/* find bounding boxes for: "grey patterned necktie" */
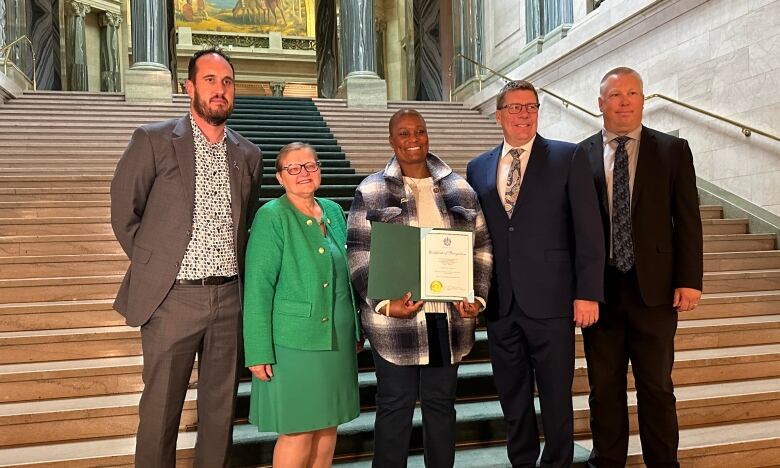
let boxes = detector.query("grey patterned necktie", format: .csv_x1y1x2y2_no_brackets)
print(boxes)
504,148,524,217
612,136,634,272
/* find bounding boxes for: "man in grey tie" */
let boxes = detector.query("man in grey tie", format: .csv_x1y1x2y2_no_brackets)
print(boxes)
576,67,703,467
467,80,604,467
111,48,263,466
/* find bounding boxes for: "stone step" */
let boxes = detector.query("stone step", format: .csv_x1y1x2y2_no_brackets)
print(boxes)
579,418,780,467
0,325,138,365
0,175,112,188
0,189,111,202
701,218,748,235
704,250,780,271
231,374,780,466
702,233,776,252
703,269,780,293
0,431,196,467
1,141,129,149
0,299,123,332
339,143,495,152
0,115,180,124
0,126,137,135
317,109,487,118
2,378,777,466
325,124,502,134
19,91,127,100
0,233,119,256
699,205,723,219
0,109,185,118
0,102,187,111
0,355,147,403
0,205,110,218
314,99,468,108
0,390,197,447
693,290,780,319
0,217,112,236
0,354,198,403
0,254,127,279
0,274,121,303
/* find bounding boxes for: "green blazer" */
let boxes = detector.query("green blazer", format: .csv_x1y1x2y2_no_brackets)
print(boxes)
243,195,359,366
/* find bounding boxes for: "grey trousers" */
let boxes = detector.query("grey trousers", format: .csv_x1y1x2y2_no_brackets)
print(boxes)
135,280,241,468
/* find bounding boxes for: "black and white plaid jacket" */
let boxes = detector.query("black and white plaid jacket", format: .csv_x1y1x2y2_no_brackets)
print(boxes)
347,153,493,366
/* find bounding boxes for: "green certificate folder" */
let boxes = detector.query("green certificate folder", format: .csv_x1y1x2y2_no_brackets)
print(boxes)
367,221,474,302
367,222,422,300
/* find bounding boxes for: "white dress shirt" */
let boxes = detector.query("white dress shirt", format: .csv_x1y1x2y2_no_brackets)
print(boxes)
497,136,536,201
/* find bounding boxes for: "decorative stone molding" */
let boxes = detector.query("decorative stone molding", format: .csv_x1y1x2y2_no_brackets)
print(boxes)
99,11,122,27
66,0,91,17
270,81,286,96
281,38,315,51
192,33,269,49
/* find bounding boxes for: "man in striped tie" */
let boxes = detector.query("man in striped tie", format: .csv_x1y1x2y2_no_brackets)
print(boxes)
576,67,703,468
467,80,605,467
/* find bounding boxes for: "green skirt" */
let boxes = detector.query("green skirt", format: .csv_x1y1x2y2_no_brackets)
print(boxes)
248,234,359,434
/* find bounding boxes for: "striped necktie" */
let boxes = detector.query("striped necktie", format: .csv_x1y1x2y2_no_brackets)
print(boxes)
504,148,524,217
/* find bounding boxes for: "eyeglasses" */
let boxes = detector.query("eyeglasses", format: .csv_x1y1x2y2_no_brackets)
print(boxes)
498,103,540,114
280,161,321,175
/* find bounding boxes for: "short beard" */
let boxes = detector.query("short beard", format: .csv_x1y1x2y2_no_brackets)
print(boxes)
193,88,233,126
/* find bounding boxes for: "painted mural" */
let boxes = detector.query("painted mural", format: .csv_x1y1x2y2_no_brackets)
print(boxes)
176,0,308,35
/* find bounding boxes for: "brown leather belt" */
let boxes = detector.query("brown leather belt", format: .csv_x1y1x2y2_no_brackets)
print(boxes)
174,275,238,286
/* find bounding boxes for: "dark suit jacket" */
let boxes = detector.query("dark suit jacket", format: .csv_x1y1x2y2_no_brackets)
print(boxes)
110,115,263,327
576,126,703,307
467,134,604,320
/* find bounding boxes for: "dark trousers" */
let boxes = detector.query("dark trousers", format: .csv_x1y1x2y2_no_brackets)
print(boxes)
135,281,241,468
371,313,459,468
487,300,575,468
582,267,679,468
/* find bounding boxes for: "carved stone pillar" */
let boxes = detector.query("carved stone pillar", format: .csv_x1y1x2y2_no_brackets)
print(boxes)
315,0,337,98
336,0,386,107
4,0,28,68
66,0,90,91
270,81,285,97
99,11,121,92
375,18,386,80
125,0,171,101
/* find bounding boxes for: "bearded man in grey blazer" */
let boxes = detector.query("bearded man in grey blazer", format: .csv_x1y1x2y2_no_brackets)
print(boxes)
111,48,263,467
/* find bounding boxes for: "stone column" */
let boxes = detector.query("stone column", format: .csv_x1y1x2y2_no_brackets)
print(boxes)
336,0,387,107
99,12,121,92
315,0,337,98
66,0,90,91
4,0,28,66
125,0,172,101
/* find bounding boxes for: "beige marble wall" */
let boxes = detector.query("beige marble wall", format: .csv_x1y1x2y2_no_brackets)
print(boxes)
466,0,780,216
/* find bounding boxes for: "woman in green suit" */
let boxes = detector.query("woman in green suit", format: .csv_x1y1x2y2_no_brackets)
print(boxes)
243,142,360,467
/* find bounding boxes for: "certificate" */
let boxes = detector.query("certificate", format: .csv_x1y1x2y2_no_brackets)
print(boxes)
367,222,474,302
419,229,473,301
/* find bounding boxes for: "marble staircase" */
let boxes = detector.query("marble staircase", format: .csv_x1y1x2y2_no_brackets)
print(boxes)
0,92,779,467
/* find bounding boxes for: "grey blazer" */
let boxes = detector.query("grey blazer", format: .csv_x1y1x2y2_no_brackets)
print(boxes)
110,115,263,327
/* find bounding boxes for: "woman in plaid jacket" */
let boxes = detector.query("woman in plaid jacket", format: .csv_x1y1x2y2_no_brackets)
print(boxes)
347,109,493,467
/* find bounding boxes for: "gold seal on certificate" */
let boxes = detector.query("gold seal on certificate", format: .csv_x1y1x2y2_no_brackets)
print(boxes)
420,229,474,301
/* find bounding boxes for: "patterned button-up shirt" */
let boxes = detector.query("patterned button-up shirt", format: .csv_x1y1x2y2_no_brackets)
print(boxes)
177,114,238,279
